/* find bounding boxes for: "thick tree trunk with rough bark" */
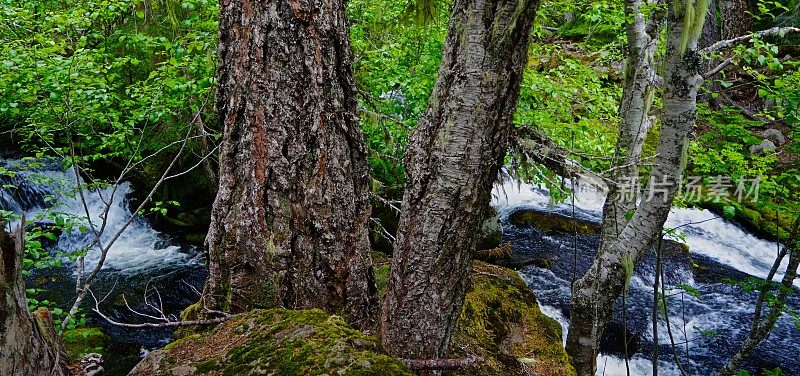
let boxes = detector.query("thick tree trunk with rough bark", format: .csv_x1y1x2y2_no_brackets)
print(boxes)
203,0,378,330
566,3,706,374
1,222,66,375
380,0,539,361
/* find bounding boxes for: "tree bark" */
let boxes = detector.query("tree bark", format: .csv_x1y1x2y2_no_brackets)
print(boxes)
566,3,706,374
599,0,663,243
380,0,540,361
719,0,753,39
1,222,66,376
203,0,378,330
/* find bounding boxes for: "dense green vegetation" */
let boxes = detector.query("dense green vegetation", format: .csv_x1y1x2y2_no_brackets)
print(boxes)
0,0,798,373
2,0,797,222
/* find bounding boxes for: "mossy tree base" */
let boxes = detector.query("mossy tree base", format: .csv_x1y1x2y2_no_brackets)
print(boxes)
129,309,412,376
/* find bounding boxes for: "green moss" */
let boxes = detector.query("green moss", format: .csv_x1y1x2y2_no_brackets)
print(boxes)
508,210,600,235
131,309,413,376
375,264,390,299
62,327,110,359
448,262,575,376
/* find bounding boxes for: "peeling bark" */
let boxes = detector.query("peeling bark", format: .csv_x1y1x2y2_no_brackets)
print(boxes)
0,222,66,375
566,3,705,374
204,0,378,329
380,0,540,361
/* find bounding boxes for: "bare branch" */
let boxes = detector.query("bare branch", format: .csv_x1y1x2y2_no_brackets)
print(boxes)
701,27,800,55
703,57,733,79
399,355,484,370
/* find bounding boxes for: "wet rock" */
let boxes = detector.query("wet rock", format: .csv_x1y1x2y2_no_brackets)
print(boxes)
449,262,575,376
508,209,600,235
477,206,504,250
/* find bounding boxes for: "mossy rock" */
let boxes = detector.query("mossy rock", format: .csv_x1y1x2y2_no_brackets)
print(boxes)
129,308,413,376
62,327,110,359
702,200,798,242
508,210,600,235
447,261,575,376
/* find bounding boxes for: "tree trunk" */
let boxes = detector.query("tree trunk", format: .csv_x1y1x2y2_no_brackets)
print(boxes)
566,3,706,374
598,0,662,246
719,0,753,39
203,0,378,330
380,0,539,360
1,222,66,375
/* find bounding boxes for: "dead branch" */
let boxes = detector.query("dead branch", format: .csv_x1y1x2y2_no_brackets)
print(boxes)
399,355,484,370
703,57,733,79
701,27,800,55
88,286,232,329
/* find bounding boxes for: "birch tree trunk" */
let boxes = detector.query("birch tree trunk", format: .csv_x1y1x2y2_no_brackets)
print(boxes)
598,0,662,248
203,0,378,330
380,0,540,361
566,2,706,374
0,222,66,376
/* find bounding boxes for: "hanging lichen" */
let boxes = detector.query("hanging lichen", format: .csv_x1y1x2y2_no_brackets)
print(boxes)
676,0,711,55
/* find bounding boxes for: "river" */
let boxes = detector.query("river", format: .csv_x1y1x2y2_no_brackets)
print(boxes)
492,178,799,375
2,158,797,375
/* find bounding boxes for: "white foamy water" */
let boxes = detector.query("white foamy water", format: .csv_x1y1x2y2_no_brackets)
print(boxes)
499,178,796,375
493,179,789,285
1,159,200,274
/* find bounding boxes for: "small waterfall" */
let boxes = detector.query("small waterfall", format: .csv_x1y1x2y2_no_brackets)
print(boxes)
493,179,799,376
1,158,207,371
0,158,202,273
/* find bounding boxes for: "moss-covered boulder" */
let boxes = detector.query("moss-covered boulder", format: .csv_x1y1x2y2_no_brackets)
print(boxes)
129,309,412,376
447,261,575,376
508,210,600,235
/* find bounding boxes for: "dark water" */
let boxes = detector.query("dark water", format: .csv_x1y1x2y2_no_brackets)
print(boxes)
1,158,206,375
5,159,799,376
494,181,800,375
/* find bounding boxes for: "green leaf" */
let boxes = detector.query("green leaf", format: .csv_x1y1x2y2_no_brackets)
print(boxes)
723,205,736,219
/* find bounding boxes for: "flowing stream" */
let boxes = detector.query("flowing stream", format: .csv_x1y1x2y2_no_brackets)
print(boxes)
492,179,800,376
0,159,206,375
2,158,798,375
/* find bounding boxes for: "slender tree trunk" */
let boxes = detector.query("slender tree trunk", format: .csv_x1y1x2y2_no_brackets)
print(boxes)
598,0,662,246
380,0,540,360
566,3,706,374
1,222,66,375
203,0,378,330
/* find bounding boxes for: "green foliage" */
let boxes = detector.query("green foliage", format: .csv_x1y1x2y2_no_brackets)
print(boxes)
516,45,621,166
0,0,218,166
348,0,447,194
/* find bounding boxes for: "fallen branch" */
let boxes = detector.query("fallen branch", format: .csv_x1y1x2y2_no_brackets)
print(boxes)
703,57,733,79
512,127,609,185
399,355,484,370
719,93,772,123
701,27,800,55
87,284,232,329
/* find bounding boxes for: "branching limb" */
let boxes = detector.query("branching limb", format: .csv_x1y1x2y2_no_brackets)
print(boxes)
701,27,800,55
718,215,800,376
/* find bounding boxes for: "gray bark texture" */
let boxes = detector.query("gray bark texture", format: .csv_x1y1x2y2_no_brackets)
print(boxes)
380,0,540,361
0,222,66,376
565,3,705,374
600,0,662,242
203,0,378,330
